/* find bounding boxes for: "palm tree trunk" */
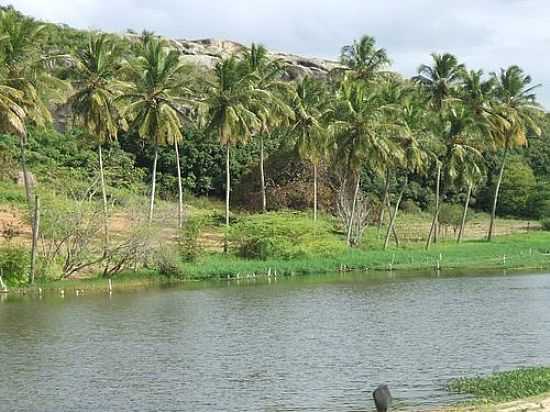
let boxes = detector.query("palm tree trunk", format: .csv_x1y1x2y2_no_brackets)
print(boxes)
426,162,441,249
384,196,400,247
224,143,231,253
434,162,441,244
19,138,33,212
457,182,473,244
148,145,158,225
175,140,184,231
98,144,109,251
384,180,406,250
346,174,361,247
377,170,390,236
313,162,318,222
30,195,40,284
488,146,509,241
259,134,267,213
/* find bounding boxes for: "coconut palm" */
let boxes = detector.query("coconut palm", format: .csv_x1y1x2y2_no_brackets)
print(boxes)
68,32,123,248
382,95,428,250
414,53,465,111
0,8,67,209
333,77,400,246
291,77,331,221
414,53,465,246
239,43,294,212
119,35,188,225
456,151,485,243
340,35,390,80
202,57,261,248
486,66,542,241
461,69,496,116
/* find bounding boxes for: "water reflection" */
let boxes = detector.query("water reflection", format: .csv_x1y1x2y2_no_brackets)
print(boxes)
1,271,550,411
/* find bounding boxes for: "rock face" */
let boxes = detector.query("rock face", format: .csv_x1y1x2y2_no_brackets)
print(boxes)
168,37,344,79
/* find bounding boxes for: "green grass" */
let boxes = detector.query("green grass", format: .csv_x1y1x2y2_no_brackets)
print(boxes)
448,367,550,402
178,231,550,280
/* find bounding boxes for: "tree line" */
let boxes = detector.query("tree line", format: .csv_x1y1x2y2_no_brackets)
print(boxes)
0,6,545,254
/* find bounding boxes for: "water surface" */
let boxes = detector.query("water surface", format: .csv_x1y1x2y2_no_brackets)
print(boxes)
2,271,550,411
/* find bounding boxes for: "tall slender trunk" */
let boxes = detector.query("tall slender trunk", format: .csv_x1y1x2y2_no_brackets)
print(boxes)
98,145,109,252
377,170,390,236
30,195,40,284
384,179,406,250
346,175,361,247
457,182,473,244
259,134,267,213
384,196,400,247
175,140,184,231
224,143,231,253
148,145,158,225
488,146,509,241
313,162,318,222
19,138,33,213
434,162,441,244
426,163,441,250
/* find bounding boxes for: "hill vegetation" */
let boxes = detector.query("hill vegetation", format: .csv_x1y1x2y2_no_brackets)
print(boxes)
1,5,549,287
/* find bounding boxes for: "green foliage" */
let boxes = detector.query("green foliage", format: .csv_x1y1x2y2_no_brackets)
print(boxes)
229,212,346,260
153,247,182,277
400,199,421,214
0,181,26,204
449,367,550,402
0,245,28,286
496,157,536,217
178,216,206,262
439,203,465,229
540,218,550,231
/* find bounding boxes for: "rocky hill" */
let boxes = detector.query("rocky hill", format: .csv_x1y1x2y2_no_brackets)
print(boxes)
161,37,344,79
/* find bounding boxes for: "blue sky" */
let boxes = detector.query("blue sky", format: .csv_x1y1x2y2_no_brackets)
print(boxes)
7,0,550,108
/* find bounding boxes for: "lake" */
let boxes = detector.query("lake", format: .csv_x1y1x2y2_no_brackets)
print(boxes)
2,271,550,411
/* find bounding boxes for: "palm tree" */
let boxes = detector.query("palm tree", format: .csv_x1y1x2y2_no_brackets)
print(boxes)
333,77,400,246
414,53,465,246
68,32,123,248
340,35,390,80
120,35,188,225
486,66,542,241
382,95,428,250
0,84,26,139
239,44,294,212
291,77,331,221
0,8,67,209
202,57,261,249
414,53,465,111
456,152,485,243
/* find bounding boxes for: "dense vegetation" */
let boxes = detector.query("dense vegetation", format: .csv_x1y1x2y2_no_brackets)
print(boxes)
449,367,550,403
0,5,549,286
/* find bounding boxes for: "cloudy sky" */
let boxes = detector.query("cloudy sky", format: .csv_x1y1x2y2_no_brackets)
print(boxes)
7,0,550,107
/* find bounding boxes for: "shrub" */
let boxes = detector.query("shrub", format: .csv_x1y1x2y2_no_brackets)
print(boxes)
439,203,465,232
153,248,182,277
400,199,421,214
178,216,205,262
541,218,550,231
495,157,536,217
0,182,27,205
0,246,29,286
229,212,346,260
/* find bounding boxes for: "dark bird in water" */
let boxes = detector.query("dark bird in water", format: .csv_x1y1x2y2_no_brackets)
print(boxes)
373,384,392,412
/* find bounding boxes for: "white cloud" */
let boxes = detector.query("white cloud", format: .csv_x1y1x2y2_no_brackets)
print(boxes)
5,0,550,107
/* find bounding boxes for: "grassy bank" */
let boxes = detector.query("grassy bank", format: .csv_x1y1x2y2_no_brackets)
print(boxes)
178,231,550,280
6,230,548,295
449,367,550,403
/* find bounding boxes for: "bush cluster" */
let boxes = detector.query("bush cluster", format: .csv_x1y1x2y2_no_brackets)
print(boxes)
229,212,346,260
